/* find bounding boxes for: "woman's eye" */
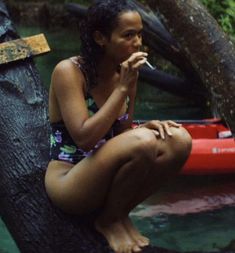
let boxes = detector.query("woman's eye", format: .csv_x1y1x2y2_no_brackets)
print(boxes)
125,33,134,38
124,31,142,39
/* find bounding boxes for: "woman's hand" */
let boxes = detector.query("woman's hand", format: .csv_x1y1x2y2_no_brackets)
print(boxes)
118,52,147,91
139,120,182,139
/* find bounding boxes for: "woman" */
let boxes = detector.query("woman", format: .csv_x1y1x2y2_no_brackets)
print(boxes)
45,1,192,252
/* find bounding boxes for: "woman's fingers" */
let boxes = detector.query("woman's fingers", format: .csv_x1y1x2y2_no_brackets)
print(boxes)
156,123,165,139
143,121,165,139
151,129,160,137
122,52,147,70
162,121,172,137
127,52,148,62
132,58,147,70
119,52,148,89
167,120,182,128
143,120,182,139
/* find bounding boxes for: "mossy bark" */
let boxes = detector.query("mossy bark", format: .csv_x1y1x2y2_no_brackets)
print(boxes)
146,0,235,135
0,2,108,252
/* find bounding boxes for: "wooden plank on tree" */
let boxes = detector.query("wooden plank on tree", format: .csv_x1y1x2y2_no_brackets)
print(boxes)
0,33,50,65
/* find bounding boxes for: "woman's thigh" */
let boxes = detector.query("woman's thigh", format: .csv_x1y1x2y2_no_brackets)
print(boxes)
45,128,158,214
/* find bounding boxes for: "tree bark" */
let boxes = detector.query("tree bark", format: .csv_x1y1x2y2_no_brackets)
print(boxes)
0,2,110,252
146,0,235,135
129,0,202,84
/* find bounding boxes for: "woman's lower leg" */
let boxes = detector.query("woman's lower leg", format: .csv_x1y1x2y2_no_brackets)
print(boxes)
95,128,192,253
97,128,192,251
95,150,157,253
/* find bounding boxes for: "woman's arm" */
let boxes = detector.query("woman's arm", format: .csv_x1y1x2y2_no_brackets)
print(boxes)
52,52,147,150
51,59,129,151
113,87,137,135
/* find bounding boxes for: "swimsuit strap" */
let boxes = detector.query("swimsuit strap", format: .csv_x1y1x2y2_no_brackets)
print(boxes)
70,56,129,119
85,92,99,116
70,56,90,93
70,56,99,116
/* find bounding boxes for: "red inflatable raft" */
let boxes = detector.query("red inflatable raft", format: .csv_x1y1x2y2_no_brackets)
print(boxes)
181,119,235,175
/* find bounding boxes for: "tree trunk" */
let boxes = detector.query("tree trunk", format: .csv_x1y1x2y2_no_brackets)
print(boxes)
129,0,202,84
0,2,111,253
146,0,235,135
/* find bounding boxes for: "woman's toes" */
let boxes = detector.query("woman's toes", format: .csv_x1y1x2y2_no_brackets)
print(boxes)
137,237,149,247
132,244,142,252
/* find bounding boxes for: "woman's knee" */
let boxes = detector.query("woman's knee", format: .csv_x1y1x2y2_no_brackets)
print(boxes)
168,126,192,160
173,126,192,148
129,128,158,161
150,127,191,175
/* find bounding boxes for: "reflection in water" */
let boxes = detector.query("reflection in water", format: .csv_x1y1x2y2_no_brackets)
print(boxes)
132,207,235,252
131,176,235,252
135,178,235,216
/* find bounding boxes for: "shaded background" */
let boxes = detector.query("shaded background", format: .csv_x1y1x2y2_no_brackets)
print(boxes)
1,0,235,252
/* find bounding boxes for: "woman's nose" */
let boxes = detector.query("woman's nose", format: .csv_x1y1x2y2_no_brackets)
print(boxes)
133,35,142,48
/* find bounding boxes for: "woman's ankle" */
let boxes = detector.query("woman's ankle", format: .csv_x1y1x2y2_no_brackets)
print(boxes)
95,210,125,227
95,214,118,229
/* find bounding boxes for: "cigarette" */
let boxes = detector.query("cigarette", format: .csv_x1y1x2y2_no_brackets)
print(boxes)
145,60,156,70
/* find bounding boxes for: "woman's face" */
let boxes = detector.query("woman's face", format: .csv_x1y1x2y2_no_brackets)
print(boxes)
103,11,143,64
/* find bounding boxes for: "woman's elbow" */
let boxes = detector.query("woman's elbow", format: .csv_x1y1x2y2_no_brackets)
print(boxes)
73,134,96,152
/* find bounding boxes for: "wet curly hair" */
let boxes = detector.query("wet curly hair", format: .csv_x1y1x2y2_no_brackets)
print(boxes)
79,0,136,90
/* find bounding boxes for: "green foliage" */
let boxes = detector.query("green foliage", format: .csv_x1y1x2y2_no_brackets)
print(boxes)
139,0,234,40
199,0,235,39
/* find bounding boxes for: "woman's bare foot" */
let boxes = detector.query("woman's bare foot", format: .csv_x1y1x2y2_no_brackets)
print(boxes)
95,218,142,253
122,216,150,248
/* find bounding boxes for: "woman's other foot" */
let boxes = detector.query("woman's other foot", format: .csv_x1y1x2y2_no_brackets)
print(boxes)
95,218,142,253
122,216,150,248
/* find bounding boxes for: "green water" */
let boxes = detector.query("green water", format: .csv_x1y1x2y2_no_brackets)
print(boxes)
0,219,19,253
1,25,227,253
131,206,235,252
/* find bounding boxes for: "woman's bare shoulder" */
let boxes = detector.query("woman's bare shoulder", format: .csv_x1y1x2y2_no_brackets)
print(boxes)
51,57,86,90
53,57,80,74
